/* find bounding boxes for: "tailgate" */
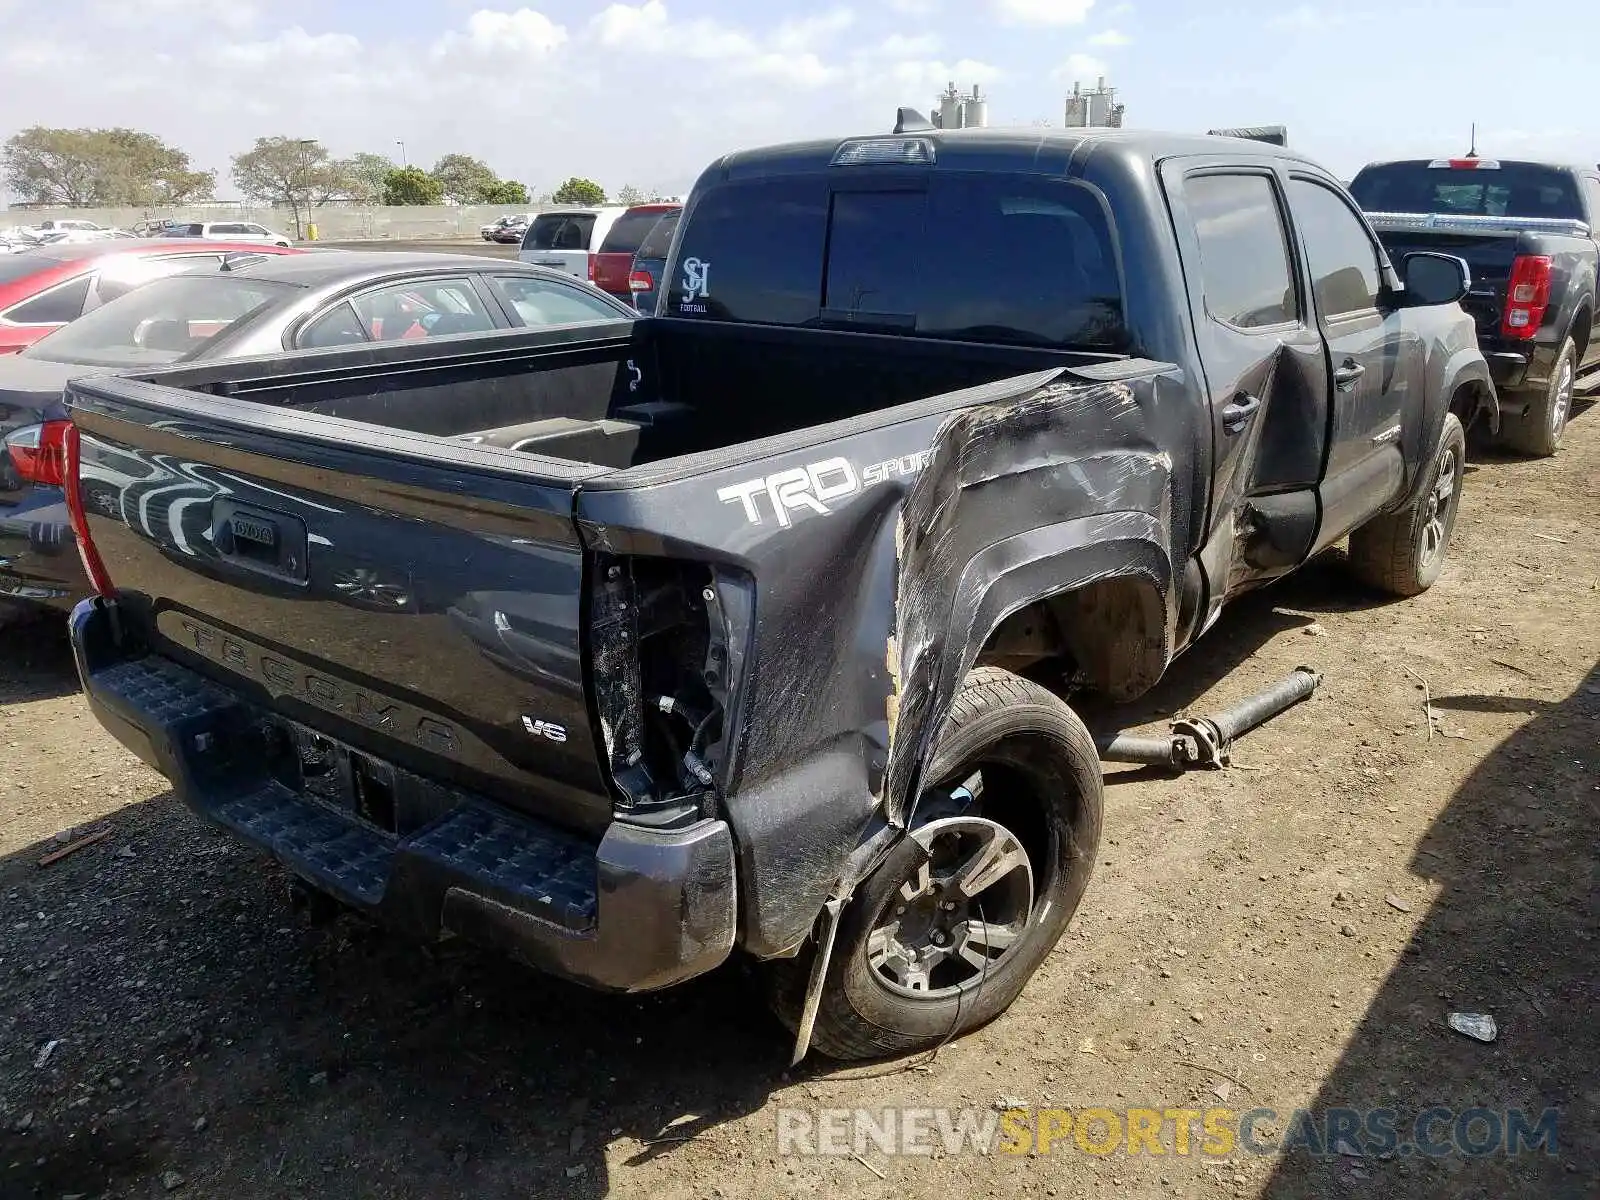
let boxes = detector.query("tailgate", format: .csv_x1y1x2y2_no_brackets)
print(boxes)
1366,213,1562,338
66,374,617,835
521,249,589,280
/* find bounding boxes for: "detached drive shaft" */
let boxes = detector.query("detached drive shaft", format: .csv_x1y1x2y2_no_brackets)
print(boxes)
1095,666,1323,770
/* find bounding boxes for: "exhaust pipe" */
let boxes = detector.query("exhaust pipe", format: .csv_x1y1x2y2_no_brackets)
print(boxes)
1096,666,1323,771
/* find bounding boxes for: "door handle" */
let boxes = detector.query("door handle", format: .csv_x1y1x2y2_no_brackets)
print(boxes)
1334,358,1366,391
1221,392,1261,434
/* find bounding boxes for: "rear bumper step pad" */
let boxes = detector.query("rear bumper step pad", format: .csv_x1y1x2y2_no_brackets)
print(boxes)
71,598,737,992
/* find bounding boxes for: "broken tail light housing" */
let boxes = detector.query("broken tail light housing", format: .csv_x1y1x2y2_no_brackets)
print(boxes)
1501,255,1552,340
3,419,69,487
62,423,114,596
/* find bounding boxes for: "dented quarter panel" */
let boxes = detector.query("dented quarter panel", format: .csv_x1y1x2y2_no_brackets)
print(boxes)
577,368,1190,954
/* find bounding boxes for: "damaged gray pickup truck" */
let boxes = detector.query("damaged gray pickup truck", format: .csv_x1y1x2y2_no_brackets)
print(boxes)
63,125,1493,1061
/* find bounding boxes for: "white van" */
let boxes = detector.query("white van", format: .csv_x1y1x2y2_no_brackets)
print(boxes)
517,207,627,282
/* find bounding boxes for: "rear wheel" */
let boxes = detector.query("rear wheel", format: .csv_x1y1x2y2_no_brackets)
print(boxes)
1347,413,1466,597
1499,337,1576,457
770,667,1103,1061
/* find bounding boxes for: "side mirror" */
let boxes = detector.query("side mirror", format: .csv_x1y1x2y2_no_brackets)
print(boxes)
1399,252,1471,307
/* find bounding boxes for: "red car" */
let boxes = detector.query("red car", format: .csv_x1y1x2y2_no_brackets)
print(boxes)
0,240,301,354
589,203,682,299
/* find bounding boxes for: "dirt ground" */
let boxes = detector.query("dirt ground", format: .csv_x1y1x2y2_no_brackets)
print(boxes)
1,405,1595,1200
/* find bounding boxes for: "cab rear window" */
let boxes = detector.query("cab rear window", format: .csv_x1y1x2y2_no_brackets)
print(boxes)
1349,162,1583,220
666,173,1126,350
525,214,596,251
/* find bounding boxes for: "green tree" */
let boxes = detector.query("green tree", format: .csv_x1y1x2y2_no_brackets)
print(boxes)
2,126,215,206
231,137,344,237
551,176,606,205
430,153,499,204
480,178,530,205
382,166,444,206
615,184,646,206
343,152,395,204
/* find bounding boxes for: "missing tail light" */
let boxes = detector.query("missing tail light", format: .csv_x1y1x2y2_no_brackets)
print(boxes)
62,423,115,596
589,555,744,818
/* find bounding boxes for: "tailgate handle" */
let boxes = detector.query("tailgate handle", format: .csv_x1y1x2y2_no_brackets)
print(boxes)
213,500,308,584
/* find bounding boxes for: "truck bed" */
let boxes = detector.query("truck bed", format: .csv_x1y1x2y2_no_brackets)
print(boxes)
129,316,1089,472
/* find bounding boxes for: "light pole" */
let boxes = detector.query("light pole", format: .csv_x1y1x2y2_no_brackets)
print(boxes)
395,140,407,168
293,138,318,239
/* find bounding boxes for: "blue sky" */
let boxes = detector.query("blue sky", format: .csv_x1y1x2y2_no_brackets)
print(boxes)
2,0,1594,199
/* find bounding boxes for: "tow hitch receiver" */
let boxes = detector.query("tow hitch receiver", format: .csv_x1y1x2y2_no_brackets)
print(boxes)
1095,666,1323,771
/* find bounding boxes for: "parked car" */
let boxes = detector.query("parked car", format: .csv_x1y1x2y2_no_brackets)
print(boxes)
1350,157,1600,455
35,229,138,245
133,219,186,238
60,125,1491,1062
480,214,532,243
626,209,680,312
0,253,635,615
0,239,299,355
34,219,105,234
1,226,43,253
517,206,627,281
170,221,295,248
590,203,682,300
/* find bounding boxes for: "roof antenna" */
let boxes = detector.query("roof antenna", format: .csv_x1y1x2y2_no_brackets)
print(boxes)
1466,122,1478,159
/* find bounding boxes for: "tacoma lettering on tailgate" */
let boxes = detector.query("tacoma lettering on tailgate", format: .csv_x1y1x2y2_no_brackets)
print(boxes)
160,612,458,752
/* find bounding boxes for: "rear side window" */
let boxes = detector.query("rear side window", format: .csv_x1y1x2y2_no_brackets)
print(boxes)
184,224,205,236
525,214,597,251
1185,174,1298,329
1288,179,1382,318
1349,162,1583,220
669,174,1126,349
601,209,677,255
636,210,680,259
3,275,92,324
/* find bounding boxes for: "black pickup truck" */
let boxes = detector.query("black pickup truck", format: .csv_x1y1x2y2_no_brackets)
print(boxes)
1350,156,1600,455
63,127,1492,1061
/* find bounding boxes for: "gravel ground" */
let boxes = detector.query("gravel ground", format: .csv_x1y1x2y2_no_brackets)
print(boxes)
0,402,1595,1200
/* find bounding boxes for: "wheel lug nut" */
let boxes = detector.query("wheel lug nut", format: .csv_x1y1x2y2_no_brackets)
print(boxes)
894,905,906,916
930,932,947,946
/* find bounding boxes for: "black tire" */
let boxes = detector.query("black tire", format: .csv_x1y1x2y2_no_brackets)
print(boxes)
769,667,1103,1061
1498,337,1576,457
1347,412,1466,597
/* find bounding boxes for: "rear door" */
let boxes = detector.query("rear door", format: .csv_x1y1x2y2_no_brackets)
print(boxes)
1161,162,1330,609
1285,175,1412,547
519,212,598,279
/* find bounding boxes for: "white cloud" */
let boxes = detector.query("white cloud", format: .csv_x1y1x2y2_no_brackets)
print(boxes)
1087,29,1131,46
1054,52,1108,82
217,28,362,67
876,33,944,57
92,0,259,31
1267,6,1339,32
992,0,1095,25
434,8,568,57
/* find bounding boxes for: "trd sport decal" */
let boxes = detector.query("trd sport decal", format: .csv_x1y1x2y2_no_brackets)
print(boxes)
716,450,935,527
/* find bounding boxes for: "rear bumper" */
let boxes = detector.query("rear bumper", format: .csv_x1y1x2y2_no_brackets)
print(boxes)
70,597,737,993
0,491,81,612
1484,339,1559,396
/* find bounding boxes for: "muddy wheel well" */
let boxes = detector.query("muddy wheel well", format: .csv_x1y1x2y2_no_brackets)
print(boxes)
1571,305,1592,362
976,576,1167,703
1450,379,1495,435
